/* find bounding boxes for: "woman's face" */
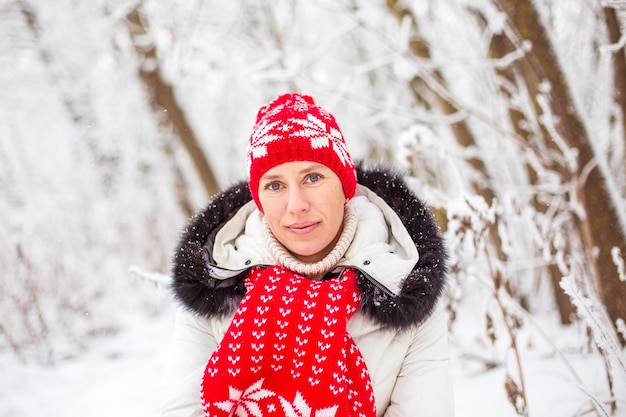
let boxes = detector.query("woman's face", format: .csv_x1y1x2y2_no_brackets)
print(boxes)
258,161,346,263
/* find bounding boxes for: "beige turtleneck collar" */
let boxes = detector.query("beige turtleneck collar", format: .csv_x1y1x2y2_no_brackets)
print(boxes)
263,207,357,280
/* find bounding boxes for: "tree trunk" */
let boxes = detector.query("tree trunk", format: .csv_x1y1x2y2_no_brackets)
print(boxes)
495,0,626,345
386,0,496,206
603,6,626,149
479,11,576,324
126,8,219,208
385,1,527,311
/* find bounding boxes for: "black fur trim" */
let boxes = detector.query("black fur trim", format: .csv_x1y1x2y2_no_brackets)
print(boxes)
354,163,448,329
171,182,251,318
171,164,447,330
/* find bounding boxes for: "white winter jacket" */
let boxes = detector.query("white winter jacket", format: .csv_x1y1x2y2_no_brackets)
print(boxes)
159,165,454,417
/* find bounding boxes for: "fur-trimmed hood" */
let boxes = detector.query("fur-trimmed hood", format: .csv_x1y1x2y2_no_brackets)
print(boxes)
171,164,448,331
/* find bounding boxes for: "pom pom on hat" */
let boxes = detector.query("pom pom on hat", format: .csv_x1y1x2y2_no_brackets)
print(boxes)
247,93,357,211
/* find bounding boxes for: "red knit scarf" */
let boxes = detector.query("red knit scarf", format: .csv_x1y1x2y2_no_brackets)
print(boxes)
201,265,376,417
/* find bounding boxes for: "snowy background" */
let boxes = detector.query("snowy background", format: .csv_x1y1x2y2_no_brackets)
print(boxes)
1,0,625,416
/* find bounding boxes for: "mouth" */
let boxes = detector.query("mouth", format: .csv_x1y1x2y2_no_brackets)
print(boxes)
287,221,319,235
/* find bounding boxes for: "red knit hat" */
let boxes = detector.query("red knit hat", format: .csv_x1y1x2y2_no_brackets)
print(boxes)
247,93,357,211
201,266,376,417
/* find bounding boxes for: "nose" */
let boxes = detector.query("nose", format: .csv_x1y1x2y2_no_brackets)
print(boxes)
286,186,309,213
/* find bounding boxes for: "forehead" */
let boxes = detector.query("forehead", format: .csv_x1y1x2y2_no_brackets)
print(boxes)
261,161,331,179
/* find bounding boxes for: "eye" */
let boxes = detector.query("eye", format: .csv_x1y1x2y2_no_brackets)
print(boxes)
306,173,322,183
264,181,282,191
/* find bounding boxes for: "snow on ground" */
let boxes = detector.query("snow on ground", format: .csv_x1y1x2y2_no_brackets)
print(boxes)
1,300,625,417
0,309,174,417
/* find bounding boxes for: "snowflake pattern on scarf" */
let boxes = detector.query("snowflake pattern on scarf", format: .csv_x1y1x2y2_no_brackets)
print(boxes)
201,266,376,417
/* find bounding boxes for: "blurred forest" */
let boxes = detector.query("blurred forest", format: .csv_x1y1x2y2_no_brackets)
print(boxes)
1,0,625,416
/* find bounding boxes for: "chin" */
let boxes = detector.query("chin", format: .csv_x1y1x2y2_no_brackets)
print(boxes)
290,246,325,263
292,248,319,258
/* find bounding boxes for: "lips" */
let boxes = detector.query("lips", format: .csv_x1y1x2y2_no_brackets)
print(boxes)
287,221,319,234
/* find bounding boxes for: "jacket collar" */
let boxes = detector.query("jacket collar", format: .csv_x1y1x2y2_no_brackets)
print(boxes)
171,163,448,330
211,184,418,296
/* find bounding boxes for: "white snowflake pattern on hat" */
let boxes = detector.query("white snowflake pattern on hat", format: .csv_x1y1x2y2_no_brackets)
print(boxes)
248,112,351,169
248,117,284,160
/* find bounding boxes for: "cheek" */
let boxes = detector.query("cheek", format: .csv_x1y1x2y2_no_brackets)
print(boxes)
261,203,284,232
321,192,347,228
331,206,345,231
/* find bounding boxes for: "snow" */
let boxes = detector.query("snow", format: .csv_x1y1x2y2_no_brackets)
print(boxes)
0,307,173,417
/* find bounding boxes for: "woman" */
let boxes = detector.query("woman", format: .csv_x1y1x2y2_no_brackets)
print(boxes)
159,93,454,417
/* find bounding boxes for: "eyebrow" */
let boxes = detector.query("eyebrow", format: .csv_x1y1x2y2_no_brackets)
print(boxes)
260,163,327,180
